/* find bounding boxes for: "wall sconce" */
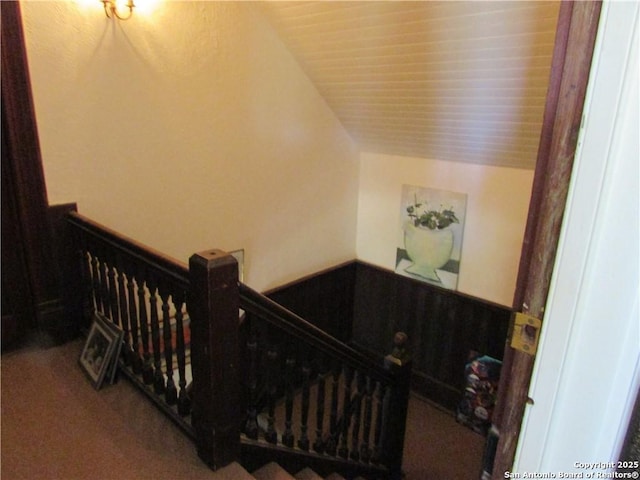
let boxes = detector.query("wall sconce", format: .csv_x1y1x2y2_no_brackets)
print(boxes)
102,0,135,20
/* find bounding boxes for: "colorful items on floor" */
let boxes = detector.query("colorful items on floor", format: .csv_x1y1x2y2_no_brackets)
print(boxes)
457,353,502,435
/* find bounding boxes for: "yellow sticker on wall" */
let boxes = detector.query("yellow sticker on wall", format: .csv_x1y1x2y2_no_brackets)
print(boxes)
511,312,542,355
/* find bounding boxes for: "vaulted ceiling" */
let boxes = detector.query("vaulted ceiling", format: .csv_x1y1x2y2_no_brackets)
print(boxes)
257,1,560,169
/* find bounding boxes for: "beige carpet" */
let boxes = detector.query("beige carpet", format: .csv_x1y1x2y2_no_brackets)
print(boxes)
1,339,484,480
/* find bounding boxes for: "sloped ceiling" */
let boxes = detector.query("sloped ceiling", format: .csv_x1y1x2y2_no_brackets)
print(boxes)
257,1,560,169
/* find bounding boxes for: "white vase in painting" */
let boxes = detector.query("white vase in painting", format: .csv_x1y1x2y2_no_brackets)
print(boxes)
403,221,454,282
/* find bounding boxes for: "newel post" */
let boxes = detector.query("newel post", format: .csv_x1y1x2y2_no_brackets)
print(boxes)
188,249,241,470
383,331,412,480
64,213,88,330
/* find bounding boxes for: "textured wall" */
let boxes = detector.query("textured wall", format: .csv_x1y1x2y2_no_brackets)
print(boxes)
21,1,360,291
21,0,532,304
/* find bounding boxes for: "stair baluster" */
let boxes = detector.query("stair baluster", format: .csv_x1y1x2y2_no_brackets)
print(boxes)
107,260,120,330
265,345,279,445
312,362,327,454
297,359,311,451
350,370,365,461
126,271,143,374
160,286,177,404
360,375,374,463
371,381,385,465
148,278,166,394
338,365,353,458
283,356,296,448
325,363,341,456
116,264,133,368
137,272,154,385
90,253,102,314
174,292,191,416
244,319,259,439
100,252,111,318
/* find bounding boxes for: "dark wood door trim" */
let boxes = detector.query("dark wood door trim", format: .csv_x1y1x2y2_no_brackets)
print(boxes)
511,1,573,306
1,1,51,298
1,1,68,340
2,110,36,347
491,1,603,477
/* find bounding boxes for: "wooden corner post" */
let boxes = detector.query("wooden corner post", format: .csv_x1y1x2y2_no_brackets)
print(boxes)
384,331,412,480
189,249,241,470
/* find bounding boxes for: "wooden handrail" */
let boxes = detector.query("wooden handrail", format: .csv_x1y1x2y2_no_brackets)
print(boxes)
239,282,394,384
66,211,189,286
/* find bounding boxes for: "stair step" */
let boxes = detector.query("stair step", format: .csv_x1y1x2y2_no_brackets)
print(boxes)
252,462,297,480
215,462,256,480
324,474,347,480
294,467,324,480
250,461,360,480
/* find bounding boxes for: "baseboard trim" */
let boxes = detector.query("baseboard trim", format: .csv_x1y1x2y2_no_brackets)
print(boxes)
36,298,79,345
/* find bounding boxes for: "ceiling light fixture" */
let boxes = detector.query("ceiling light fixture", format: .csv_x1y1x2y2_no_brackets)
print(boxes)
102,0,135,20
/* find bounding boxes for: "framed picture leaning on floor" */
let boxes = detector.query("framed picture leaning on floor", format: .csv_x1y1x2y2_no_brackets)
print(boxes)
78,312,123,389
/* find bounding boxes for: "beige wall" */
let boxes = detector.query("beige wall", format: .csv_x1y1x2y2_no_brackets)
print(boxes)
22,1,533,304
21,1,360,291
356,152,533,306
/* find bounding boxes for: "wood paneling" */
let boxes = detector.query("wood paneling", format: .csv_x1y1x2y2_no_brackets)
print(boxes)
265,261,357,343
352,262,510,411
266,260,511,412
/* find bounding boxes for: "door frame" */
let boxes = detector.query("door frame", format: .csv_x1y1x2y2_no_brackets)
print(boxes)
491,1,603,476
2,0,603,469
1,1,66,345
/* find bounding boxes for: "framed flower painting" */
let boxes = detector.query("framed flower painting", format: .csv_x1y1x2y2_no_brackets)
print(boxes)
395,185,467,290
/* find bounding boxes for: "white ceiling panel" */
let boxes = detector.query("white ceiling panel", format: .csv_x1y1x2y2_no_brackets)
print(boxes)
257,1,560,169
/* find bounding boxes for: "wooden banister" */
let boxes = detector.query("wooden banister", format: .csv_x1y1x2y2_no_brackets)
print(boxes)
64,211,412,478
67,212,189,283
238,281,412,479
239,282,394,384
65,211,194,437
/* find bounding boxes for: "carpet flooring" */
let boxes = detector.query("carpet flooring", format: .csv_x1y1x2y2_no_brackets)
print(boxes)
1,338,484,480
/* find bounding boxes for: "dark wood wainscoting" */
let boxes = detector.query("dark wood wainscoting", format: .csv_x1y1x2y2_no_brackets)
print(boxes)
266,261,511,412
46,203,80,342
352,262,510,411
264,261,357,343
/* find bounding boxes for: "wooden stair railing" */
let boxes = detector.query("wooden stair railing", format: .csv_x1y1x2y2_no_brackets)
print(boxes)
66,212,194,436
236,283,412,480
66,213,411,479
